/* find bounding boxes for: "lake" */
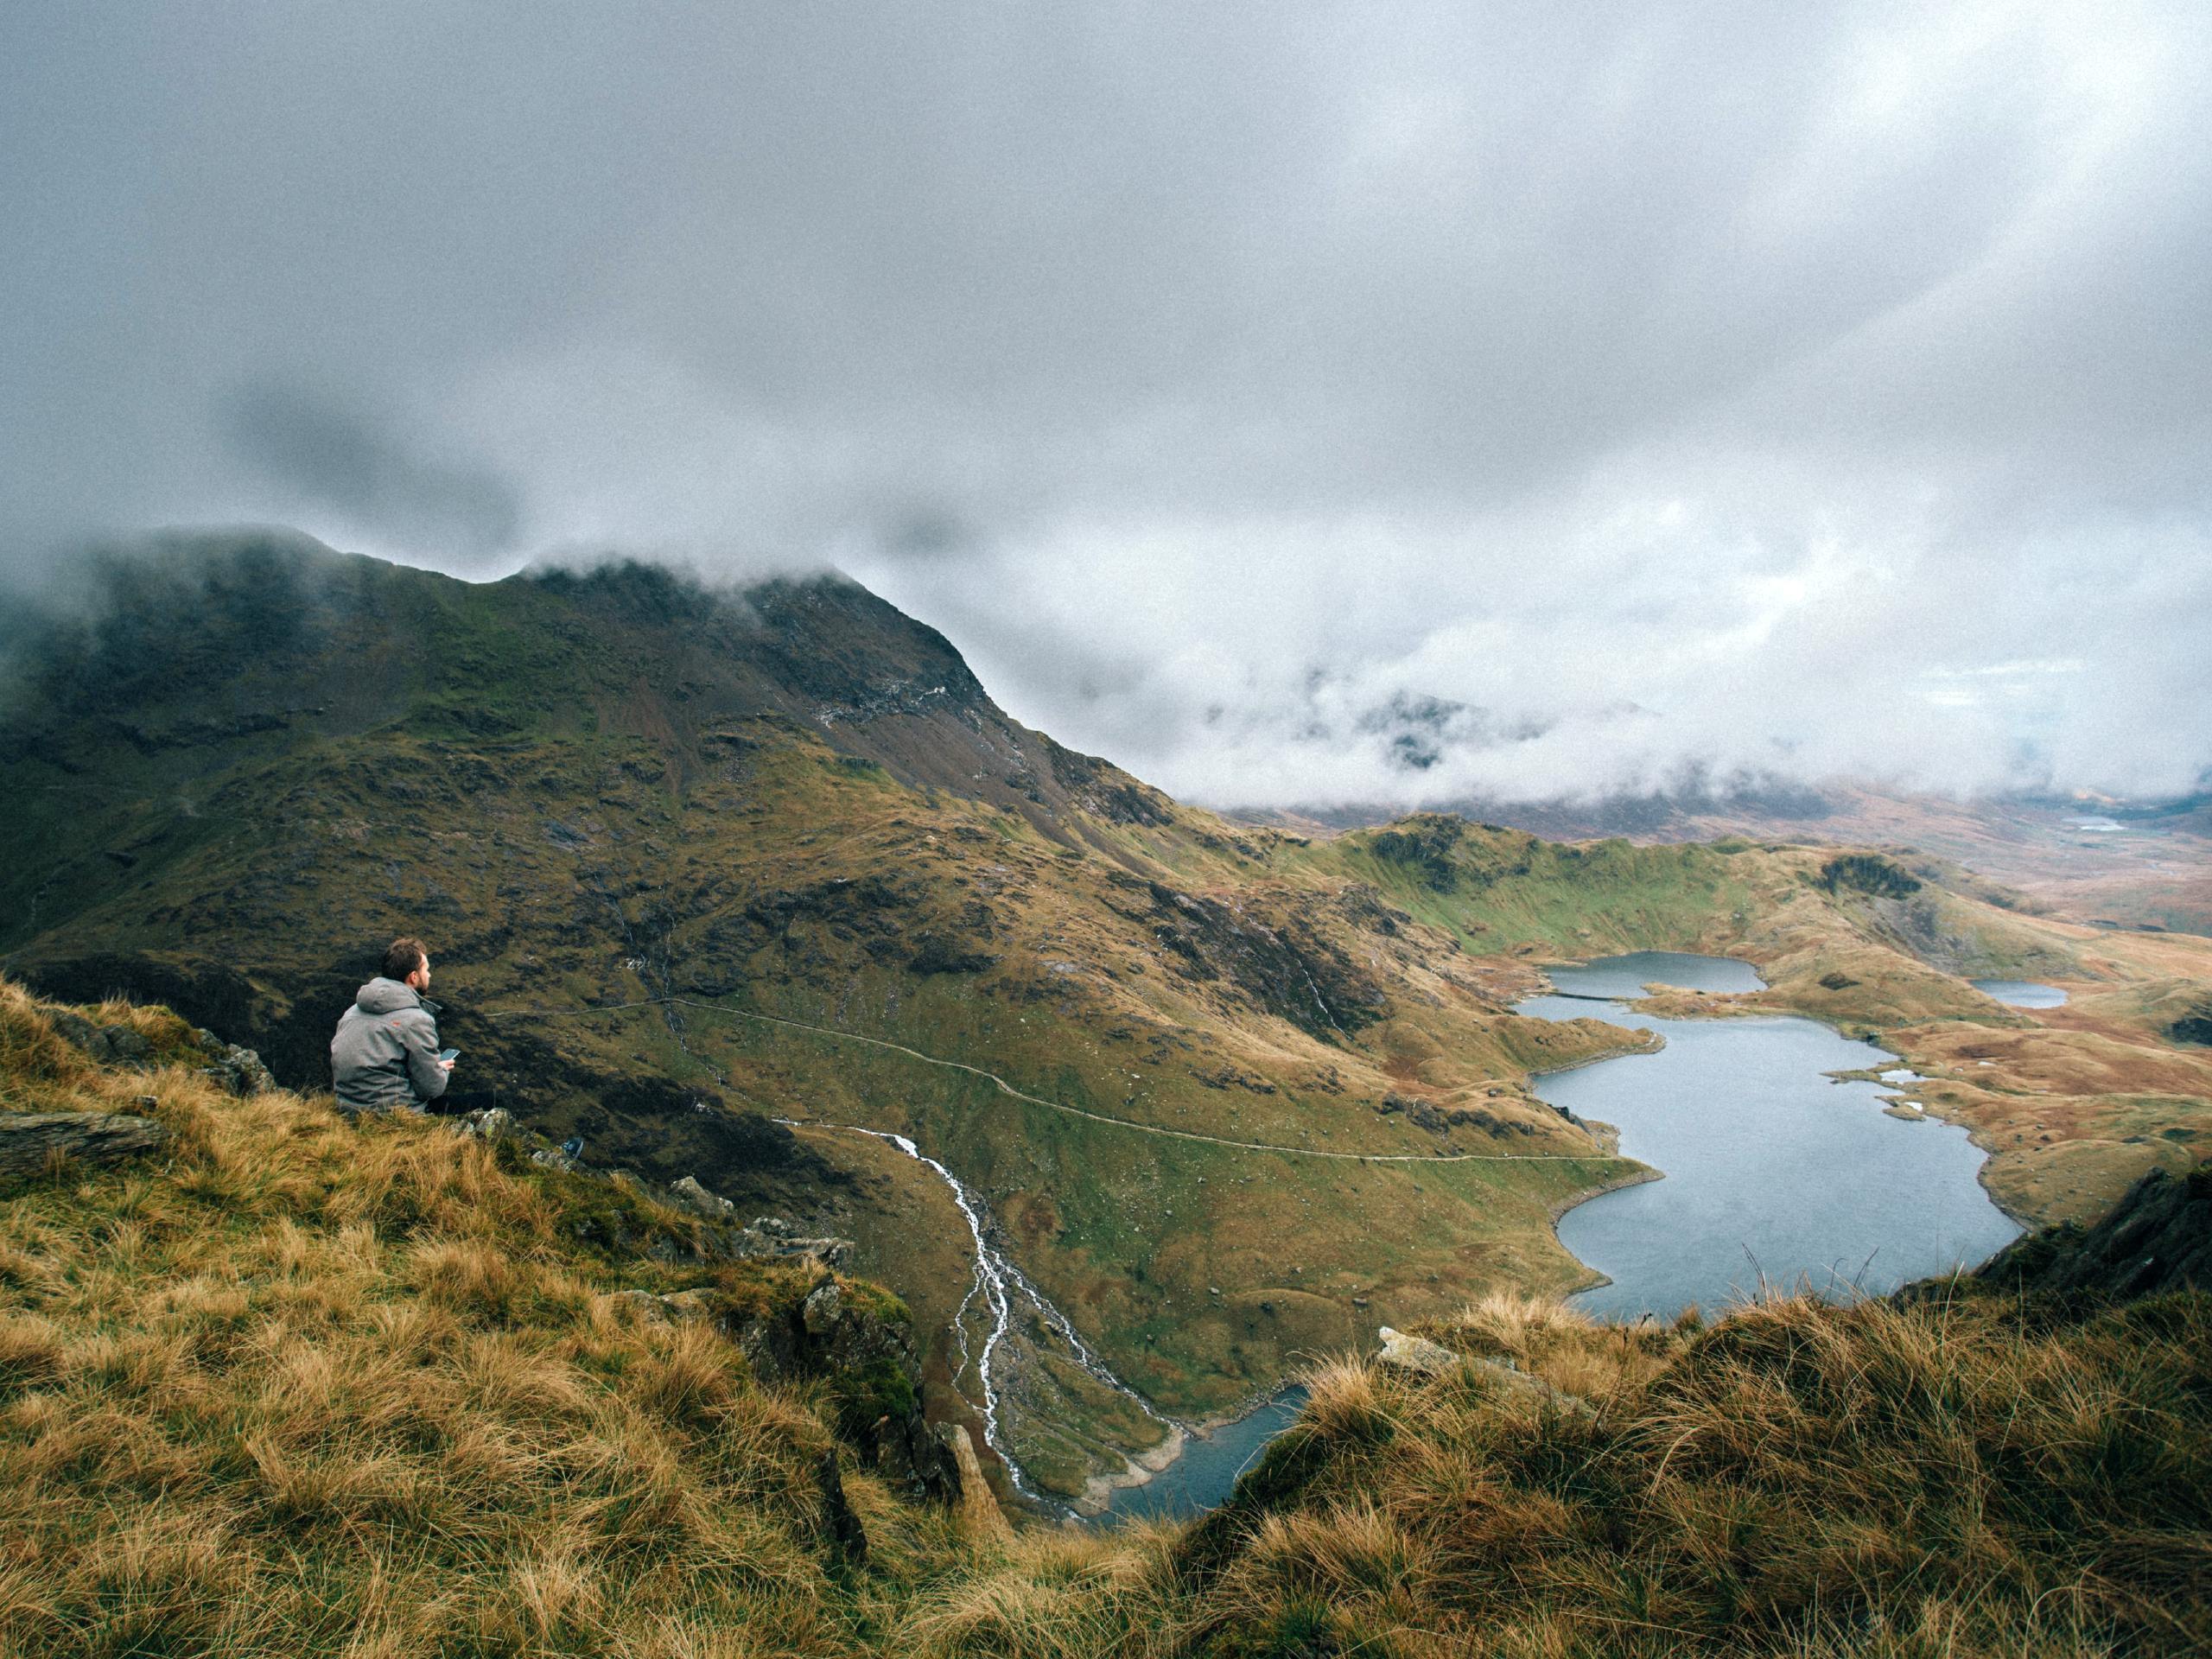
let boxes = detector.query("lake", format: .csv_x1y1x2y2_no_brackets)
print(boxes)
1522,953,2022,1319
1098,1387,1307,1524
1093,950,2026,1520
1972,978,2069,1008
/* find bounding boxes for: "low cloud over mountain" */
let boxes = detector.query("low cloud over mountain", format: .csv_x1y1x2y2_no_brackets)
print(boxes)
3,3,2208,804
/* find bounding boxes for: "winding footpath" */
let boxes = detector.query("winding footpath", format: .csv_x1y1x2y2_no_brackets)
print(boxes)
484,994,1622,1166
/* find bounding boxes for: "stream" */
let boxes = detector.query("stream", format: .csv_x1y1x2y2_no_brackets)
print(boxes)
836,954,2036,1520
798,1122,1166,1504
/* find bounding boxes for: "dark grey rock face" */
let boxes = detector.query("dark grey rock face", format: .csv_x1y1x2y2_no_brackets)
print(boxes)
0,1112,167,1177
813,1448,868,1565
1974,1164,2211,1301
47,1011,152,1066
721,1272,965,1507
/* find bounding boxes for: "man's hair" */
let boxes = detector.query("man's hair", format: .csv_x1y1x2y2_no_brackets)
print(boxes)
382,937,429,981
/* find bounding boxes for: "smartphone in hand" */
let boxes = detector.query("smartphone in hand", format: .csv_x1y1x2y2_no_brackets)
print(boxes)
439,1048,460,1064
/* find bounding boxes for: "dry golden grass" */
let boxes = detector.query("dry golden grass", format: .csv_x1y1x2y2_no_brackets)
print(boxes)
910,1281,2211,1658
0,981,967,1658
1425,1291,1679,1404
900,1522,1186,1659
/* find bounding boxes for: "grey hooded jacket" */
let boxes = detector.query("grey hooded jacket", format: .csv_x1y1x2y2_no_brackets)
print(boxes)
331,977,448,1113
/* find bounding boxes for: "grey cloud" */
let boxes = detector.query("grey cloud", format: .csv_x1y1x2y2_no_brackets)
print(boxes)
3,3,2208,805
221,383,522,562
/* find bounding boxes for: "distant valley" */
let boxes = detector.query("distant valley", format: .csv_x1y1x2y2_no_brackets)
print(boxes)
1245,783,2212,937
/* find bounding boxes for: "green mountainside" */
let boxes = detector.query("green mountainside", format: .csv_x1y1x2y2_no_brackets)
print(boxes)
4,531,2208,1503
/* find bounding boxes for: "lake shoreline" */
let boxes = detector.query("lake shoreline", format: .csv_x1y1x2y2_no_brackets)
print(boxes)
1518,954,2021,1321
1595,995,2053,1229
1080,1383,1312,1523
1546,1163,1666,1294
1073,1421,1191,1516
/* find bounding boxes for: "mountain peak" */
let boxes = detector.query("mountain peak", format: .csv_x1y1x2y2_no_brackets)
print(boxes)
3,530,1168,837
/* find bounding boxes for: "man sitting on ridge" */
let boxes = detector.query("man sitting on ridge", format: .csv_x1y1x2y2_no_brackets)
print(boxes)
331,936,454,1114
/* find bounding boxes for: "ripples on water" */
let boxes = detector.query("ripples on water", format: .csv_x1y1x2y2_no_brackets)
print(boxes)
1522,953,2023,1320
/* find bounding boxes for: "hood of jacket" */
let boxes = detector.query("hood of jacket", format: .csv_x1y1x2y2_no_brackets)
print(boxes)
354,976,423,1017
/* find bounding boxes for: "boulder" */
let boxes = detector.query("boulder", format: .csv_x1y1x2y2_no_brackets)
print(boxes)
671,1173,736,1217
1376,1325,1462,1376
0,1112,168,1178
1376,1325,1595,1418
935,1422,1007,1537
48,1013,153,1067
801,1279,843,1338
194,1032,276,1096
454,1107,517,1142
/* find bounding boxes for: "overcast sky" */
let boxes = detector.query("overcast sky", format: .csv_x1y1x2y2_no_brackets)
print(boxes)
4,3,2208,805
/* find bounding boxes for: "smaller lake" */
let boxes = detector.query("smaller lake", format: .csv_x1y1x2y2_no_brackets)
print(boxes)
1527,953,2022,1319
1100,1387,1307,1524
1972,979,2069,1008
1543,950,1766,1001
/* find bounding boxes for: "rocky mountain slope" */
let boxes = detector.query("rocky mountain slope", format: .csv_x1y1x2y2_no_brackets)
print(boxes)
4,531,2207,1503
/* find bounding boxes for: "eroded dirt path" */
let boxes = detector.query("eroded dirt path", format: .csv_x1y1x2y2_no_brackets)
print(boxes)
487,993,1623,1166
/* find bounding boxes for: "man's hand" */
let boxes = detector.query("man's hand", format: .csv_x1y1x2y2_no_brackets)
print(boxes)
440,1058,456,1071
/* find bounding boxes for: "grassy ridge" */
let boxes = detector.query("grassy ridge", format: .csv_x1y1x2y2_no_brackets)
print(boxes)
1304,817,1760,957
914,1283,2212,1657
0,983,966,1657
10,539,2209,1503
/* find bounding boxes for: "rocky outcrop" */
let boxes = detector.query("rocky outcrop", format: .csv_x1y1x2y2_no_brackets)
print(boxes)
0,1112,168,1178
670,1173,732,1216
1377,1325,1596,1418
599,1244,977,1519
735,1215,855,1270
936,1422,1008,1538
47,1011,154,1066
454,1107,518,1142
813,1449,868,1564
44,1009,274,1096
1972,1162,2210,1300
194,1030,276,1096
1376,1325,1461,1376
1376,1092,1538,1138
1123,880,1387,1041
664,1174,856,1269
721,1272,968,1507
